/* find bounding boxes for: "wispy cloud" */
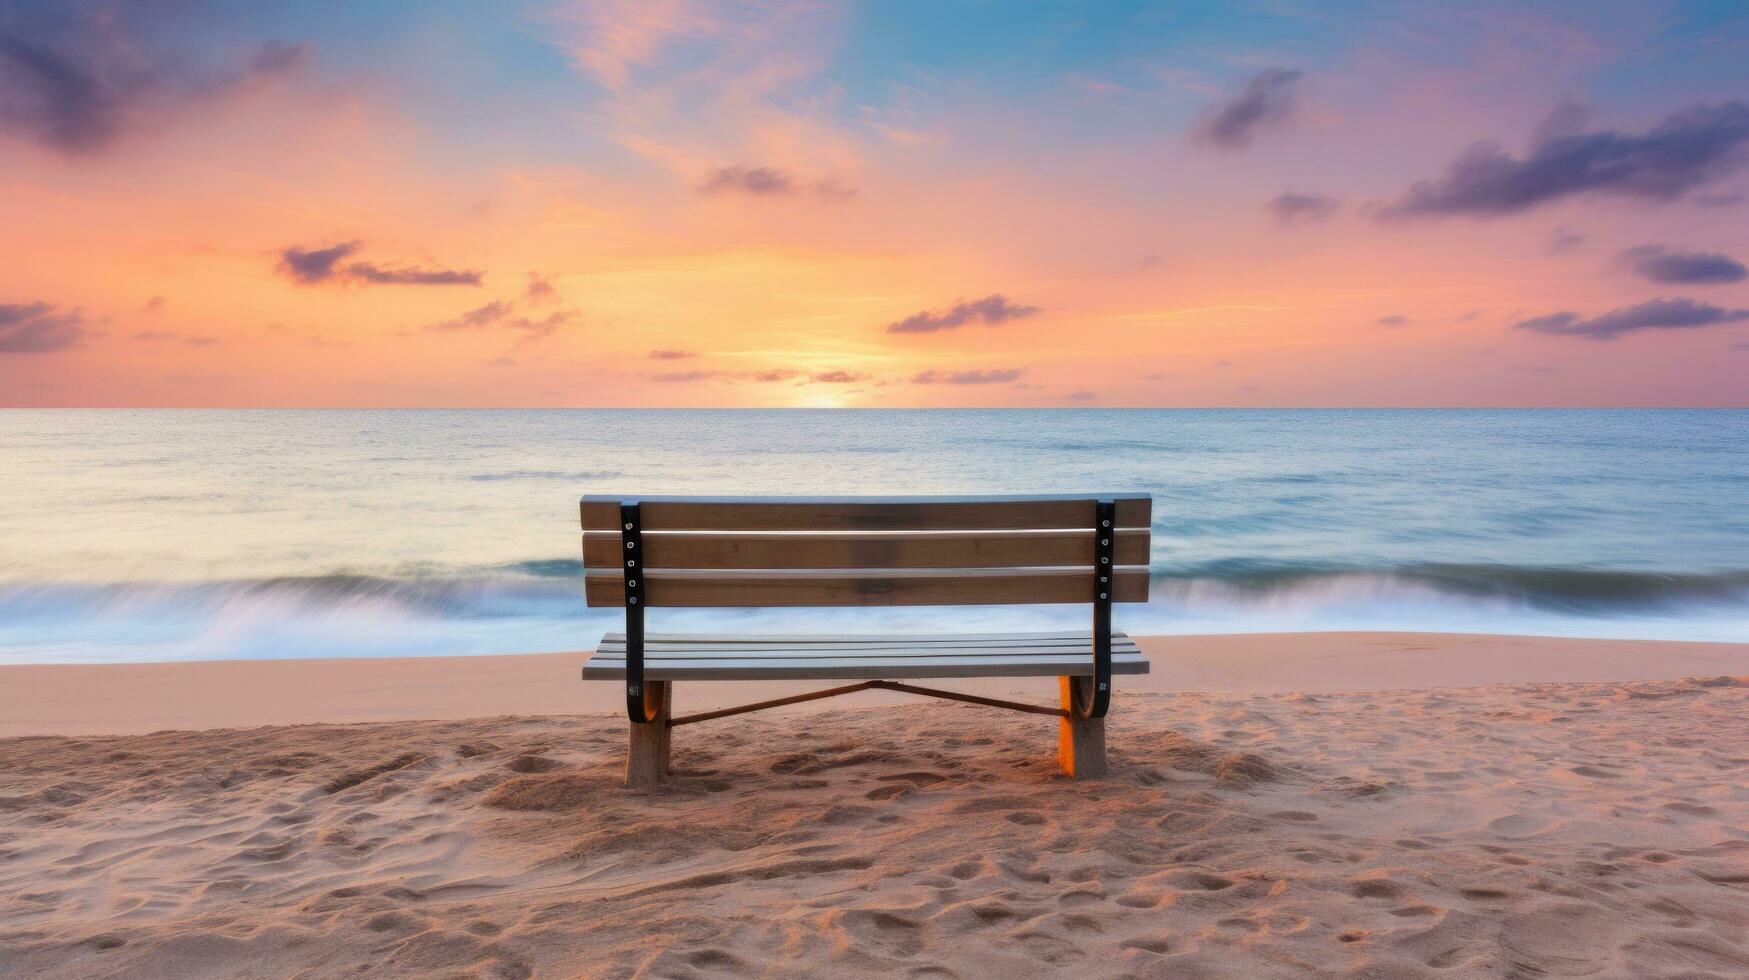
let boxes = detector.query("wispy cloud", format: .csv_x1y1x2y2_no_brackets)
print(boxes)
1515,297,1749,340
1377,314,1409,327
133,330,218,346
1616,245,1746,284
550,0,798,93
1265,191,1336,226
1548,227,1585,254
886,295,1041,334
349,263,481,286
425,301,572,339
525,273,558,304
699,165,856,201
1380,102,1749,219
1192,69,1302,150
277,242,480,286
648,369,720,383
809,370,866,383
700,165,792,195
648,349,696,359
911,368,1025,384
0,301,86,353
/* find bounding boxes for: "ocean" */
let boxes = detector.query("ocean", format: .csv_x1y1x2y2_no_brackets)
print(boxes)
2,408,1744,664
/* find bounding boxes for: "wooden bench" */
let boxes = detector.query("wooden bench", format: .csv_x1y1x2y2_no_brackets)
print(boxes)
579,494,1152,787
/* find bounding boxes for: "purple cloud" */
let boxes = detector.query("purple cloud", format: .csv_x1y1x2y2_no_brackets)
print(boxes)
886,295,1040,334
1617,245,1746,284
698,165,856,201
0,7,308,155
525,273,558,304
1380,102,1749,219
648,349,696,360
348,262,481,286
809,370,866,383
133,330,218,346
1193,69,1303,150
1548,227,1585,254
278,242,481,286
278,242,360,284
425,302,571,339
700,166,793,195
911,368,1025,384
1265,192,1337,225
1515,297,1749,340
0,301,85,353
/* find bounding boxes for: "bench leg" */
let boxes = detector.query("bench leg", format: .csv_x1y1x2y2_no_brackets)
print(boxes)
625,681,671,788
1057,676,1108,778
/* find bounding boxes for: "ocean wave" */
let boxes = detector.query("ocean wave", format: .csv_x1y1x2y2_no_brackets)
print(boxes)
4,562,1745,623
1,560,1745,665
1153,561,1749,612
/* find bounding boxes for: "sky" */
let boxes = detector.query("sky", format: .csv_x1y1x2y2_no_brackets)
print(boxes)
2,0,1747,407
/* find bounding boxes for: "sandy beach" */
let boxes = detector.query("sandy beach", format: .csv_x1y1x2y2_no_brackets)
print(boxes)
3,633,1748,977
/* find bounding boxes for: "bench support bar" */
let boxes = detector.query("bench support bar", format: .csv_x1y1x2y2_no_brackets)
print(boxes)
625,678,1106,785
667,679,1070,729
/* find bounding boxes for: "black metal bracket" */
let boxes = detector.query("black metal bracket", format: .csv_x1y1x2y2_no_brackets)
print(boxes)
620,501,661,724
1072,499,1115,719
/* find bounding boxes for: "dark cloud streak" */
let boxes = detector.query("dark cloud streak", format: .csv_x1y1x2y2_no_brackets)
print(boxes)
424,301,572,339
278,242,359,284
1617,245,1746,284
1514,297,1749,340
0,301,85,353
1193,69,1302,150
700,166,793,195
911,368,1025,385
0,7,308,155
348,262,482,286
1380,102,1749,219
698,165,856,201
278,242,481,287
1265,191,1336,225
886,295,1040,334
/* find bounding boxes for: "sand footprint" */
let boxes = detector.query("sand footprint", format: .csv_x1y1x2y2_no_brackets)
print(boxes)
838,907,926,957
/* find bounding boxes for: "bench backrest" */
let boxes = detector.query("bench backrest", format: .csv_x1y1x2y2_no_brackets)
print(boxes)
581,494,1152,607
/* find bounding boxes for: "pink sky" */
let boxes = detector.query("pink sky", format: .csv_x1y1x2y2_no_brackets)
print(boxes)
1,1,1746,406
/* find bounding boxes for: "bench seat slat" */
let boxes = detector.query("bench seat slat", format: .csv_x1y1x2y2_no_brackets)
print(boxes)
593,643,1141,659
600,630,1125,644
596,638,1141,653
583,654,1149,681
582,630,1147,680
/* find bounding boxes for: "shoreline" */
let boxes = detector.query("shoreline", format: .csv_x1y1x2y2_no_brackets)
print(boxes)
3,630,1746,738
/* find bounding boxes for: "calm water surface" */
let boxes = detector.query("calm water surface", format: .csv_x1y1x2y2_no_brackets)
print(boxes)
2,409,1744,663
